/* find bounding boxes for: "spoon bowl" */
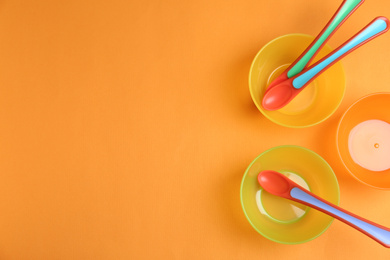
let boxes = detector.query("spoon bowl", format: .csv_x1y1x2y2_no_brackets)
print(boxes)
261,80,295,110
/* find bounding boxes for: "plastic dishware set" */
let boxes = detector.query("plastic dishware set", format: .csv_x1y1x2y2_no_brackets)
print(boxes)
241,0,390,247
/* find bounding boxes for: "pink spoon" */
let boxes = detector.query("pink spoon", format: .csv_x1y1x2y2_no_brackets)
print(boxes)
258,170,390,247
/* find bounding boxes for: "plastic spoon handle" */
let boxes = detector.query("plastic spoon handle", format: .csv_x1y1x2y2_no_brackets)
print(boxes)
291,187,390,248
258,170,390,247
287,0,364,78
293,17,389,89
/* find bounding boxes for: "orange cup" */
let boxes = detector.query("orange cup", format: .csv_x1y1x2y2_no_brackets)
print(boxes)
337,93,390,189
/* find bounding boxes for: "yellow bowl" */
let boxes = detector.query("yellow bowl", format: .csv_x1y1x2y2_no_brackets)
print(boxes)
249,34,346,128
337,93,390,189
240,145,340,244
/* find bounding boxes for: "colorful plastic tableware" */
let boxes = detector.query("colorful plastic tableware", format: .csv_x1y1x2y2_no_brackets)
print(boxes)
258,170,390,248
266,0,363,91
262,17,389,111
240,145,340,244
249,34,345,128
337,93,390,189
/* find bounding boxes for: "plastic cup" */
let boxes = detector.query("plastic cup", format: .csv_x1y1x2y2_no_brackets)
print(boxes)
337,93,390,189
240,145,340,244
249,34,346,128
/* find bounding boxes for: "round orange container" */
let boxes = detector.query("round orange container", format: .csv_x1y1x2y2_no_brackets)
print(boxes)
337,93,390,189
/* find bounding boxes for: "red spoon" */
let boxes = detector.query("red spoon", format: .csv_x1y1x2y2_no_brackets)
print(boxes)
265,0,364,91
262,17,389,111
258,170,390,247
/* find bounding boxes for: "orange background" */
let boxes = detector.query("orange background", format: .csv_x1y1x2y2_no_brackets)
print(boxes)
0,0,389,259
